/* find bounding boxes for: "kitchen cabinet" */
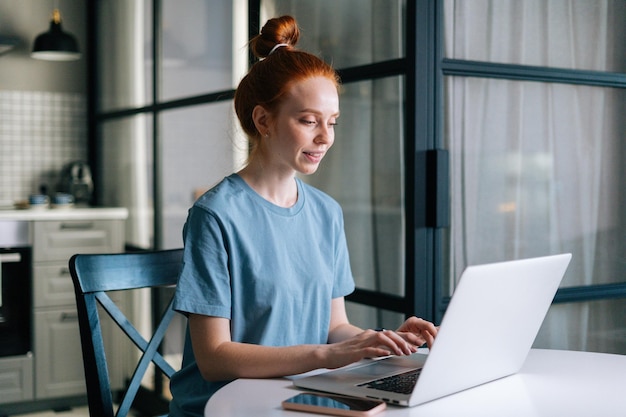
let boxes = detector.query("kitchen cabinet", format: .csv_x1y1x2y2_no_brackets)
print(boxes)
34,309,86,398
0,208,129,411
0,355,33,403
32,218,127,399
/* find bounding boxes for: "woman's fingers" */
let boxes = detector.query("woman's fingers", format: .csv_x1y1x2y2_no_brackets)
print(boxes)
394,316,439,349
369,329,419,356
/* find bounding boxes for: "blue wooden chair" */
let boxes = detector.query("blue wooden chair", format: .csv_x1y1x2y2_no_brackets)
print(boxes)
69,249,183,417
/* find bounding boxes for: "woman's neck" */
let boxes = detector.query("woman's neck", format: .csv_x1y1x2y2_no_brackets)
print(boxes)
238,162,299,208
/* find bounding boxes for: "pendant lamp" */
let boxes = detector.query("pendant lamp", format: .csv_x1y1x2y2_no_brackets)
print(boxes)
31,8,80,61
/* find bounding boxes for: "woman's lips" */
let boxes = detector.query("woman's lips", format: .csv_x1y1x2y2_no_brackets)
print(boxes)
303,151,324,163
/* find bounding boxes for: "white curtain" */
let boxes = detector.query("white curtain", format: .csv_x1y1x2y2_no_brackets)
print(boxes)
445,0,625,352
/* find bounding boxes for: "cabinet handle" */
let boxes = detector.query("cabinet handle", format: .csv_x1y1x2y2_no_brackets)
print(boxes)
0,253,21,263
60,222,94,230
59,267,71,276
60,312,79,321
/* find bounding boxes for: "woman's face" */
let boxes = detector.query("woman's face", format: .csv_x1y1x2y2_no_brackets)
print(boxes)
266,76,339,176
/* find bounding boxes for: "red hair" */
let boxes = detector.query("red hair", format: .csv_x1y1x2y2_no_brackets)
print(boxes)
234,16,340,142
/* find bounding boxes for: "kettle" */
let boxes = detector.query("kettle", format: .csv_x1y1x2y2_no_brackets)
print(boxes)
58,161,93,205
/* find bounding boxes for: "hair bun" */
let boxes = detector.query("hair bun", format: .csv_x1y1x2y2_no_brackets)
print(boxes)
252,15,300,59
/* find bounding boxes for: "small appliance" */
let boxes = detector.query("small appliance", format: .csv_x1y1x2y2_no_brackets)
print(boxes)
58,161,93,205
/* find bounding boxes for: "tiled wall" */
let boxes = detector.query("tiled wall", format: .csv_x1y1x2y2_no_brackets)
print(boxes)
0,90,87,206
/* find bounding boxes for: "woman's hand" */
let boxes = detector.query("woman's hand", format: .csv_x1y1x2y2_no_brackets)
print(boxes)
395,316,438,349
321,327,424,369
321,299,438,371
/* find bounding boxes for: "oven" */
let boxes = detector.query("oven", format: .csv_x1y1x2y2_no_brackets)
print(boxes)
0,221,32,357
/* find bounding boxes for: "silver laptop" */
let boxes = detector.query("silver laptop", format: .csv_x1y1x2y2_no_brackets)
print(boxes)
293,253,572,407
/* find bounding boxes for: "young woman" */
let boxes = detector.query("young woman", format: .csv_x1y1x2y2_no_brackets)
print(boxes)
169,15,437,417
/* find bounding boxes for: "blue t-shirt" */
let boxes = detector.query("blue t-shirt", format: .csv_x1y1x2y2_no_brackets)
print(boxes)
169,174,355,416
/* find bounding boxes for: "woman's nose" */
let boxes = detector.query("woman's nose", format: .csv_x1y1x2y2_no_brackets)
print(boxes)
315,125,334,144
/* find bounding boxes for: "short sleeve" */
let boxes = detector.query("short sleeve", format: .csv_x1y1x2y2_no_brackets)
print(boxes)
173,206,232,319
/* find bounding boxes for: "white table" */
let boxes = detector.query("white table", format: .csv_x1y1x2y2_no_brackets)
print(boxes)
206,349,626,416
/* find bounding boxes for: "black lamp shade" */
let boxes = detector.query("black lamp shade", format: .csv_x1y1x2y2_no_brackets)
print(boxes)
31,10,80,61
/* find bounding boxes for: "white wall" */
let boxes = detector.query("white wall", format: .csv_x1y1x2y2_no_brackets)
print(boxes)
0,0,86,92
0,0,87,205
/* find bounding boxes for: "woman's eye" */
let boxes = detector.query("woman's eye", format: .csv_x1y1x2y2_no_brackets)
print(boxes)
300,118,337,127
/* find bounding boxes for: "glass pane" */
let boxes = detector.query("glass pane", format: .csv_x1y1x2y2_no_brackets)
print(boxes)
160,102,238,249
98,115,154,249
535,298,626,354
444,0,626,73
302,76,405,297
98,0,153,111
261,0,405,68
346,302,405,332
161,0,234,101
444,77,626,290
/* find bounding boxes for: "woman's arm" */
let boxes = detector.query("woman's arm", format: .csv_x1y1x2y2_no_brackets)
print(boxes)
189,314,333,381
326,297,363,343
190,297,426,381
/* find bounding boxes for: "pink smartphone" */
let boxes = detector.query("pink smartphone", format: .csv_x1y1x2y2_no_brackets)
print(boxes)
282,392,386,416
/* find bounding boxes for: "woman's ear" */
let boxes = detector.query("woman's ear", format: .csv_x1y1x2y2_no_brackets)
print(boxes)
252,105,271,137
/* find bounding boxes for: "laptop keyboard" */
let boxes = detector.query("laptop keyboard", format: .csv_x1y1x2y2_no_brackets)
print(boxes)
358,368,422,395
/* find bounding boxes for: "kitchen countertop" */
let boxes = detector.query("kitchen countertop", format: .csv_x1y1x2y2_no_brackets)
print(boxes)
0,206,128,221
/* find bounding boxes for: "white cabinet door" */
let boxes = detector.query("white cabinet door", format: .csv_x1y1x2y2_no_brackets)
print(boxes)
33,299,130,399
0,355,34,403
33,263,75,308
34,308,85,399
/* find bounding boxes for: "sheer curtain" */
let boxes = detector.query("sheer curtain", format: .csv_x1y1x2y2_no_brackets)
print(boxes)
445,0,625,352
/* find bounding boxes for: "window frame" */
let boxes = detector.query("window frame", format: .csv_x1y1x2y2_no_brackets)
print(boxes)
87,0,626,329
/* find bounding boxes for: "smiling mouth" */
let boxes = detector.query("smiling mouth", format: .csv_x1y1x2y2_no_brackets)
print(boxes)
303,151,324,162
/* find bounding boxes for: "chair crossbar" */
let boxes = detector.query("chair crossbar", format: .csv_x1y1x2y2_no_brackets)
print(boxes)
117,305,175,416
95,291,176,376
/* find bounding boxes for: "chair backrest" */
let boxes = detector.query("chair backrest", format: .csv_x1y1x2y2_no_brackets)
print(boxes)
69,248,184,417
